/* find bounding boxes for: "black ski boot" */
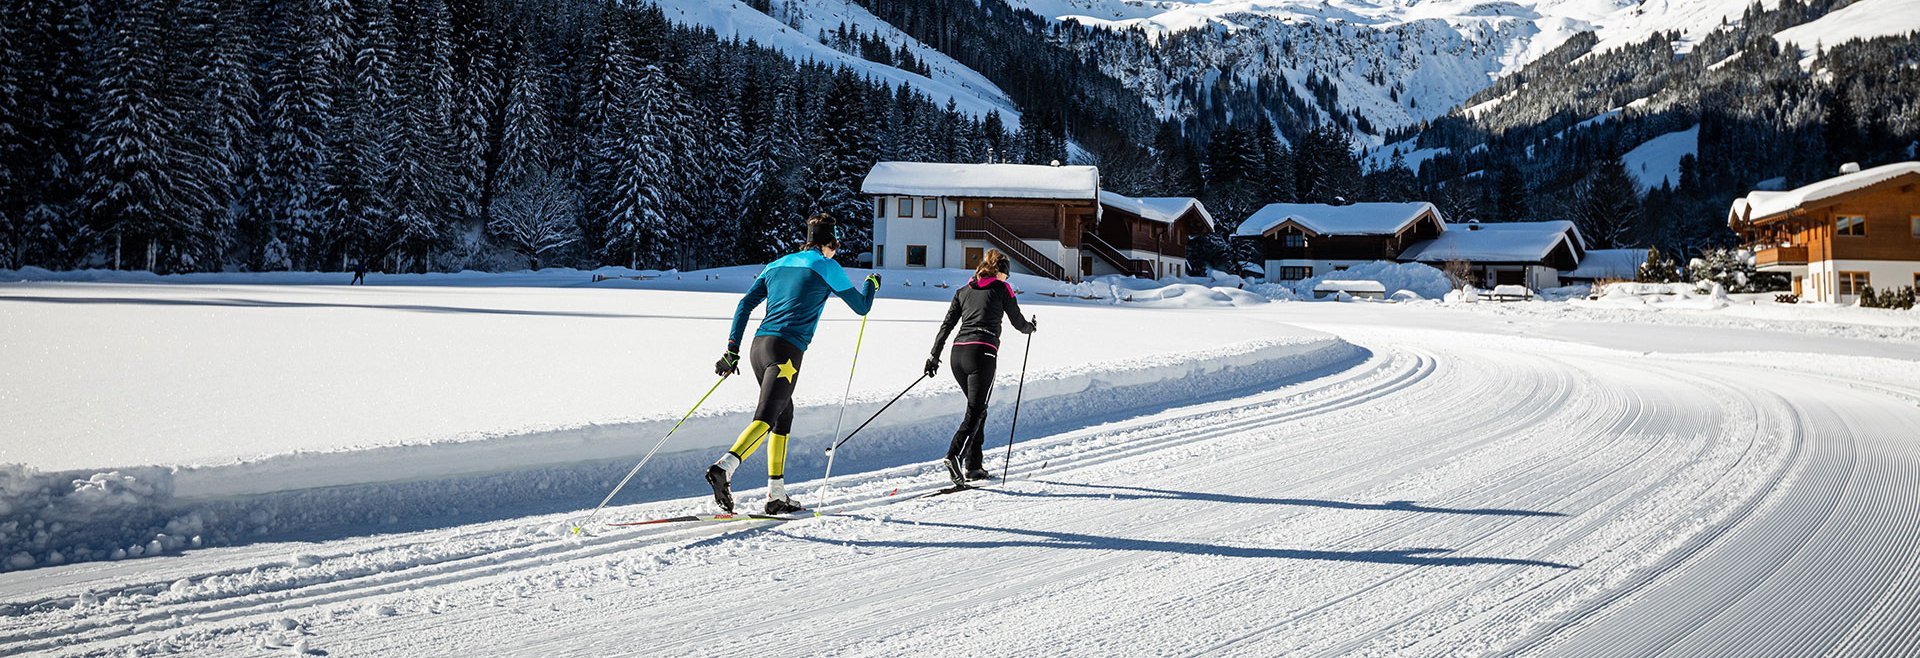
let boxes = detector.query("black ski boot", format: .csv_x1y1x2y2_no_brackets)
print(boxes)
942,455,967,488
764,498,805,515
705,465,734,513
965,467,993,482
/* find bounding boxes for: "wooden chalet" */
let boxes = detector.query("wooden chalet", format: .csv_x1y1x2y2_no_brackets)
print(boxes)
1398,221,1586,289
1092,191,1213,279
1728,161,1920,303
864,162,1211,282
1233,202,1446,281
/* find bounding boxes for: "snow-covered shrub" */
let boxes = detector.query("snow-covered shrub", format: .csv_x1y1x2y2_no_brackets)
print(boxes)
1861,286,1917,310
1637,247,1682,283
1691,248,1787,293
1294,261,1452,300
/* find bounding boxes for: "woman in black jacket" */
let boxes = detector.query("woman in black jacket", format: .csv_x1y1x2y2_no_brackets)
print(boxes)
925,249,1036,486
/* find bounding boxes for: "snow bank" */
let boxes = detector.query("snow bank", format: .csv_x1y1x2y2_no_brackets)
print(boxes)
0,336,1361,570
1294,261,1453,300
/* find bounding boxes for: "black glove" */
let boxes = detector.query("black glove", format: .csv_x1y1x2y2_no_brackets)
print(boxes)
715,351,740,376
865,273,882,289
924,357,940,378
1022,317,1038,334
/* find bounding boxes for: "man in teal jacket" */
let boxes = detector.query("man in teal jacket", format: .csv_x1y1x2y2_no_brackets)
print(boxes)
707,214,879,514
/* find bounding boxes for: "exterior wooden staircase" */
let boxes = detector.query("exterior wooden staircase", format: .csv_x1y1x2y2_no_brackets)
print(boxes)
956,217,1070,281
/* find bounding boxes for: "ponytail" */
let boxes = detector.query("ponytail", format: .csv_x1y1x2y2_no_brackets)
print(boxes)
974,249,1008,280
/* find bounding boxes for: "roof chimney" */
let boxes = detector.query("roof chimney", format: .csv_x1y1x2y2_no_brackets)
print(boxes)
1839,162,1862,174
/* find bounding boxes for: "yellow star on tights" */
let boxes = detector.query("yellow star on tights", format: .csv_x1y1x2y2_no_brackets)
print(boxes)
777,359,798,382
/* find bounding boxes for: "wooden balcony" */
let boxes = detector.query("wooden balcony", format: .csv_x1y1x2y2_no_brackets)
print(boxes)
1755,246,1808,268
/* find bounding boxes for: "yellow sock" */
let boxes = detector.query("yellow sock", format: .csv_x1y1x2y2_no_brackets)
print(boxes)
768,433,789,479
727,421,772,461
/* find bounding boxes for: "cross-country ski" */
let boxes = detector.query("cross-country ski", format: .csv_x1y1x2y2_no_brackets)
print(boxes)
7,0,1920,655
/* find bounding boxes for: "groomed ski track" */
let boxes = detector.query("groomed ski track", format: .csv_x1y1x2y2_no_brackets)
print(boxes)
5,320,1920,656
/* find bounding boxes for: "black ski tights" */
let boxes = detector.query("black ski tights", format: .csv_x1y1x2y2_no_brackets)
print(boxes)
946,343,998,468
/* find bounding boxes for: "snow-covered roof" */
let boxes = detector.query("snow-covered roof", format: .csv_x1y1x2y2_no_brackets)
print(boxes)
861,162,1099,200
1400,221,1582,264
1098,191,1214,229
1562,248,1648,280
1234,202,1442,238
1731,161,1920,224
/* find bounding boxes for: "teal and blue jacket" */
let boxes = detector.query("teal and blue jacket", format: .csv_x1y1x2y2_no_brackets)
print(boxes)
728,250,876,352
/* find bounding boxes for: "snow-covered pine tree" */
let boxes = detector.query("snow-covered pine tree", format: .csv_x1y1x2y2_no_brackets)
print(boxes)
448,18,501,241
802,69,879,260
596,61,689,269
5,0,95,268
1570,154,1644,249
385,0,455,272
85,0,213,272
326,0,400,271
254,0,339,270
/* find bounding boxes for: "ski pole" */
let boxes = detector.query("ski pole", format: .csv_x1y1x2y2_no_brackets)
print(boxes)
826,374,927,453
1000,318,1034,482
571,371,731,534
814,312,871,517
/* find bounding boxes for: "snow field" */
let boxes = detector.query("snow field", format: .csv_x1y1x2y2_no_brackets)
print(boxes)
9,312,1918,655
0,273,1347,571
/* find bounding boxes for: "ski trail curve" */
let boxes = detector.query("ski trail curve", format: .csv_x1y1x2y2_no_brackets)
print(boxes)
4,327,1918,657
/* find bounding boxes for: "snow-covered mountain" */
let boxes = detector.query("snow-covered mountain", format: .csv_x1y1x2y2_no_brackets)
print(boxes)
647,0,1025,126
1014,0,1788,139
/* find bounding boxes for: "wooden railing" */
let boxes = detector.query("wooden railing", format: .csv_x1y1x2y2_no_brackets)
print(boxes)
1755,245,1808,267
956,217,1069,281
1083,233,1152,277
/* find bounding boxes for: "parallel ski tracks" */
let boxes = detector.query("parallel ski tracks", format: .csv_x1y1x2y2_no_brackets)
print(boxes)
0,346,1421,656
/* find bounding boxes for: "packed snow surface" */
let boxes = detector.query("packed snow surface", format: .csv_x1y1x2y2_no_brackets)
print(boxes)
6,272,1920,656
861,162,1099,200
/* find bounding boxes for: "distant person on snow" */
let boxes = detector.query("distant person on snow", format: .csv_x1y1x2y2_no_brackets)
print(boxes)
351,258,368,285
707,213,879,515
925,249,1034,487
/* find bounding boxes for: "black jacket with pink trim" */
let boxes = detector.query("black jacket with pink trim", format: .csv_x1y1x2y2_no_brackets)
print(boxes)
930,277,1033,358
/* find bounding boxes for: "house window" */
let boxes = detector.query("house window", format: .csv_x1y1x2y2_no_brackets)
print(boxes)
1837,214,1866,236
1282,230,1307,248
1279,266,1313,281
906,245,928,267
875,198,885,219
923,198,938,218
897,198,915,218
1839,271,1871,296
875,246,884,268
1910,216,1919,238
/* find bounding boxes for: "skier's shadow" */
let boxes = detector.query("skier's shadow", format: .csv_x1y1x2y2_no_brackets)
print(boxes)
1003,480,1567,517
779,516,1574,569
